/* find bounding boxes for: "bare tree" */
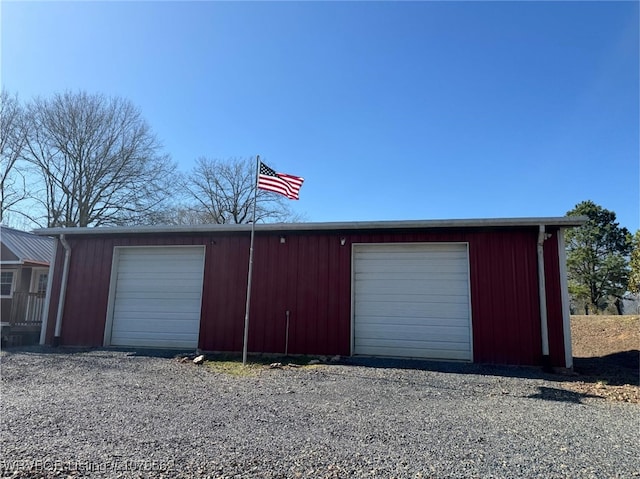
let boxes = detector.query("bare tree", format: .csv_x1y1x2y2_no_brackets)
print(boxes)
22,91,176,227
0,90,30,223
180,157,303,224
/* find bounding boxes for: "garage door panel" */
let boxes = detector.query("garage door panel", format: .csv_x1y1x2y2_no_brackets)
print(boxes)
117,260,205,275
114,290,203,300
355,279,468,295
355,302,469,319
355,345,471,361
355,259,468,274
111,311,201,321
117,271,203,282
356,337,470,351
108,246,205,349
118,248,203,259
114,281,203,295
355,271,468,281
356,326,470,343
356,315,469,324
118,267,203,277
113,295,202,306
356,243,465,254
117,257,203,268
353,243,471,361
356,315,470,328
114,301,201,312
112,319,200,334
356,293,469,304
116,280,202,292
109,337,197,349
114,301,201,315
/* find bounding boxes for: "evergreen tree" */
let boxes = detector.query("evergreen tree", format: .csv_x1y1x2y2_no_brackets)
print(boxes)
565,200,631,314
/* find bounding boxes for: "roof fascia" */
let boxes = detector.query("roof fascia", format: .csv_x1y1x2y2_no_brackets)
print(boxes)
34,216,589,237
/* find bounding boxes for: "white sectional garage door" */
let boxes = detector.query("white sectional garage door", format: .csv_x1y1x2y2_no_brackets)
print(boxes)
107,246,205,349
353,243,472,361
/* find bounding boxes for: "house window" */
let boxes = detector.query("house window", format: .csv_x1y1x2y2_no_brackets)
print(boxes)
36,273,48,295
1,271,15,297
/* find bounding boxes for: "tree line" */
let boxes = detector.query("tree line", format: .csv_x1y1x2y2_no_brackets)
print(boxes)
566,201,639,315
0,89,300,229
1,90,638,314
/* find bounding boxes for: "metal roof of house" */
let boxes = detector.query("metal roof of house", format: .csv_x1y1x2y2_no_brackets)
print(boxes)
34,216,587,237
0,226,55,265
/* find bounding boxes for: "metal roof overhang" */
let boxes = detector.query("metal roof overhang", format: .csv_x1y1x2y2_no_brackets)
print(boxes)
0,260,49,266
34,216,588,237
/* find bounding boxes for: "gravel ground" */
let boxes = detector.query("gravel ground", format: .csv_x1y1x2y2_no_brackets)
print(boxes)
1,348,638,479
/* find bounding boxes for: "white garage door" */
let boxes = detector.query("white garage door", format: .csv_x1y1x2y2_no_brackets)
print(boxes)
353,243,472,361
107,246,205,348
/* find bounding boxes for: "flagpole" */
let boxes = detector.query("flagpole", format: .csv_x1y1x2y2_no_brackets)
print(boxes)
242,155,260,366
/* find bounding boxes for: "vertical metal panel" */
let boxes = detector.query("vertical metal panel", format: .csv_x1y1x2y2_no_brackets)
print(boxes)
199,234,248,352
242,232,351,356
467,230,541,365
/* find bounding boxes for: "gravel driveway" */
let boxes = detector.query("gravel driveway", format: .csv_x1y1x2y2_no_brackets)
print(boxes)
1,348,638,479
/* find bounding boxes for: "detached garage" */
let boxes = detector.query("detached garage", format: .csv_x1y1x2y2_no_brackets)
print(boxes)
36,217,584,368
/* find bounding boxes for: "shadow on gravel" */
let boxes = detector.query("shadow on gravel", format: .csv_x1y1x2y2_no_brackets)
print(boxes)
571,350,639,387
340,355,640,388
340,356,557,381
3,346,637,391
527,386,597,404
0,345,194,359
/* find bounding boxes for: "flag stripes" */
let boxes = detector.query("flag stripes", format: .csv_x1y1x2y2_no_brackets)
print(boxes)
257,162,304,200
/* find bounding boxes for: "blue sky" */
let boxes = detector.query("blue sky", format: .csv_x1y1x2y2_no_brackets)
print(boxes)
2,1,638,231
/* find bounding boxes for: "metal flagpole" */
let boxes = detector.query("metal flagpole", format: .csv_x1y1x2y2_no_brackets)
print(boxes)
242,155,260,366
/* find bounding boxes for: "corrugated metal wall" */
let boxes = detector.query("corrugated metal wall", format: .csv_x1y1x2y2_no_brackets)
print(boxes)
42,226,568,366
200,233,352,356
43,235,209,347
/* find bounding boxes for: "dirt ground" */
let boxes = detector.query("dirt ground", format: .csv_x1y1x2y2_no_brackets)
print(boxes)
561,315,639,403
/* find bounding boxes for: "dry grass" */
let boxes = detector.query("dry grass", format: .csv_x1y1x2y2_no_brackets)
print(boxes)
561,315,639,404
183,353,321,377
571,315,639,357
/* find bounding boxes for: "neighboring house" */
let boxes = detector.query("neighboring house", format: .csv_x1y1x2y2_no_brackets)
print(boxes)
1,226,55,345
36,216,586,368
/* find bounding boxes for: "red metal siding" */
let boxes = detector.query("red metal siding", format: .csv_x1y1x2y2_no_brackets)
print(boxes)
43,235,210,346
43,227,569,367
199,233,352,355
467,231,542,365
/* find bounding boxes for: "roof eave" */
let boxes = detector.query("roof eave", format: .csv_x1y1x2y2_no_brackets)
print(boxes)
33,216,589,237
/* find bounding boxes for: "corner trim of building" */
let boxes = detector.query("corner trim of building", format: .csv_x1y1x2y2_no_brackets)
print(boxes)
557,229,573,369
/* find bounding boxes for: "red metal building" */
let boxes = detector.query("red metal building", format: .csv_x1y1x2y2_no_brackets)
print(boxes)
35,217,584,368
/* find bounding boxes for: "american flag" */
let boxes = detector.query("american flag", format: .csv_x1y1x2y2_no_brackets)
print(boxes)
257,162,304,200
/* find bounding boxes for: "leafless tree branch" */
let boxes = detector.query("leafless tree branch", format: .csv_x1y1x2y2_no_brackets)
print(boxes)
20,91,176,227
0,90,31,223
175,157,304,225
